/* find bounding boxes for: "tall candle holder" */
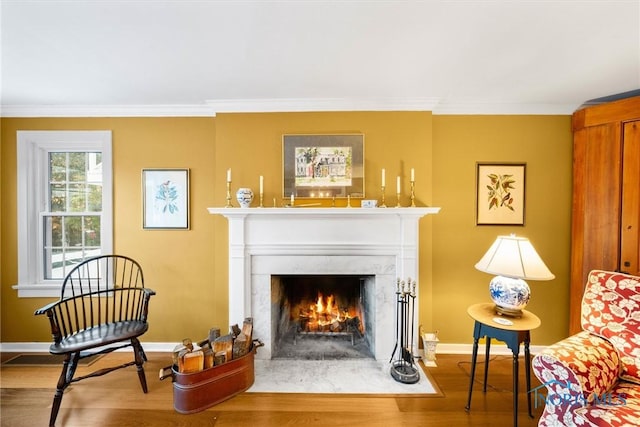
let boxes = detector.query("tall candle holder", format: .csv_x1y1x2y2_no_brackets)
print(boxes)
410,180,416,207
380,186,387,208
396,191,401,208
225,182,233,208
258,193,264,208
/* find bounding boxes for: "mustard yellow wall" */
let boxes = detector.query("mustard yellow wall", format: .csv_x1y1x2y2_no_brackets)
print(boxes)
1,112,572,346
1,117,221,342
432,115,573,345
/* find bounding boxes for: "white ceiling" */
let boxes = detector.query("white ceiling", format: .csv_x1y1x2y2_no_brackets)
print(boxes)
1,0,639,116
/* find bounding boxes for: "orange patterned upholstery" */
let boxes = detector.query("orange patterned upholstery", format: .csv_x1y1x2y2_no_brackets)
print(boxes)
532,270,640,426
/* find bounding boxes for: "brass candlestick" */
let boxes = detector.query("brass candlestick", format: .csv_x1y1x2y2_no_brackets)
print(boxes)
225,182,233,208
380,185,387,208
396,191,401,208
259,193,264,208
347,195,352,208
410,180,416,207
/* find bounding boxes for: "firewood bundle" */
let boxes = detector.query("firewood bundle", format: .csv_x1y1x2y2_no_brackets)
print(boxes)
173,318,253,374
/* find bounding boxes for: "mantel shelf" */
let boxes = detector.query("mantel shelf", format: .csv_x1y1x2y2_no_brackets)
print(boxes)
208,206,441,218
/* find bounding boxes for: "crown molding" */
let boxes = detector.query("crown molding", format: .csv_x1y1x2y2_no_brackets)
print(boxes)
0,98,578,117
432,102,580,115
0,104,217,118
204,97,442,113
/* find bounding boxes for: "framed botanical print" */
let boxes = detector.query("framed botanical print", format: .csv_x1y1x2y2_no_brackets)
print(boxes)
142,168,190,229
476,163,525,225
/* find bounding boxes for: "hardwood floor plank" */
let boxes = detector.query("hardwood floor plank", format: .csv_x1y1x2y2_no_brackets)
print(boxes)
1,352,543,427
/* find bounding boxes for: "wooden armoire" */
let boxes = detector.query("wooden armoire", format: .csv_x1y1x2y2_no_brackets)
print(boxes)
570,96,640,334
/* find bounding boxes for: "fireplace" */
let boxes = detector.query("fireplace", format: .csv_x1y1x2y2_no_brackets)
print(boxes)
208,207,440,362
271,274,375,359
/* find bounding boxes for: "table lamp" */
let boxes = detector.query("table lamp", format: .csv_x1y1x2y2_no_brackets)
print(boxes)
475,234,554,317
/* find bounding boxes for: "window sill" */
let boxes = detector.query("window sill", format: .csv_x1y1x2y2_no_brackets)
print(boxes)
12,284,61,298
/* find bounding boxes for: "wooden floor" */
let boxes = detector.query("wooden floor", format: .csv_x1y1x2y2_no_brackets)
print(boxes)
1,352,543,427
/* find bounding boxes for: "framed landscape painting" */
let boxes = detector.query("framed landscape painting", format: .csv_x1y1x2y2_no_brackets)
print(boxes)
282,134,364,198
142,168,190,229
476,163,525,225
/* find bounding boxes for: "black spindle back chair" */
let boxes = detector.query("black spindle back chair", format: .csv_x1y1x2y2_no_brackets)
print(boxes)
35,254,155,427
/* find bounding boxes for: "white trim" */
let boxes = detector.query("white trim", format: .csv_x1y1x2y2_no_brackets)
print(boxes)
1,104,217,118
204,97,442,113
15,131,113,297
1,98,579,117
0,342,548,355
432,102,580,115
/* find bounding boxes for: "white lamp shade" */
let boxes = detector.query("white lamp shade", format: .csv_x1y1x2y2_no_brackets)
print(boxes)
475,235,555,281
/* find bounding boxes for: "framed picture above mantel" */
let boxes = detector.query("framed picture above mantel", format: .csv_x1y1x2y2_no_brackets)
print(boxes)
475,162,526,226
282,134,364,198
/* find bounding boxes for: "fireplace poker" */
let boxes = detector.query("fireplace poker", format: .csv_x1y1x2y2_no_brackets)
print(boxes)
390,277,420,384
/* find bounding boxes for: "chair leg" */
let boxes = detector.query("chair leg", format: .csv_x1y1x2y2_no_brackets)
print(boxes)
131,337,148,393
49,352,78,427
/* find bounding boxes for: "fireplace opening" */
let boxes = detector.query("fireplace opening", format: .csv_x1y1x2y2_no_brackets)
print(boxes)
271,274,375,359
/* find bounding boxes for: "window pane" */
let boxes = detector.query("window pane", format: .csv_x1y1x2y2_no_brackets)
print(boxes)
47,248,66,280
50,184,66,212
46,216,63,247
49,152,67,182
87,184,102,211
68,152,86,182
65,216,83,247
69,184,86,212
85,216,101,246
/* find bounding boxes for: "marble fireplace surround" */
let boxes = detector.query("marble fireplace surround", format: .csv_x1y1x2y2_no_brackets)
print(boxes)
208,207,440,361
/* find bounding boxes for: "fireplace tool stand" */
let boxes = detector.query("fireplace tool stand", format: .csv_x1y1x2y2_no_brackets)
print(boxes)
389,278,420,384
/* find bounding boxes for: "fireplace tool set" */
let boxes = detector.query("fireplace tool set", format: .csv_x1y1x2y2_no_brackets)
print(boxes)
389,278,420,384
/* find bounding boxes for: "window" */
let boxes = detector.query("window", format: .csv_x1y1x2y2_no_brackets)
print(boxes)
15,131,112,297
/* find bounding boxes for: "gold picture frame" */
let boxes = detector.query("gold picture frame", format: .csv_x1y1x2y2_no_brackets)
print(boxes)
282,134,364,198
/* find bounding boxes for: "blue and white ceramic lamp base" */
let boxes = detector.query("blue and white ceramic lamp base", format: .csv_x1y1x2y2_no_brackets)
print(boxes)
489,275,530,317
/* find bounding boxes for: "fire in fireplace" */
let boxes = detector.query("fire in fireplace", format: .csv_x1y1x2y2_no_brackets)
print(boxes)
271,274,375,359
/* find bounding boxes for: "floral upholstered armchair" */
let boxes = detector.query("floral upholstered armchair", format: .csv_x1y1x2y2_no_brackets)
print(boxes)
532,270,640,426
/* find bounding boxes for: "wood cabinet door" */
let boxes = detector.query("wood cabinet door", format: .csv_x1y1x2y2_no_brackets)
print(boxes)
621,120,640,276
569,122,622,334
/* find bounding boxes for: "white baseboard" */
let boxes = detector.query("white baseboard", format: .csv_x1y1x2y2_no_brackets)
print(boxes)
0,342,547,355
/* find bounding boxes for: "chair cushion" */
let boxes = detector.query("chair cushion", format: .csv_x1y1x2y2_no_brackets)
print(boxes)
572,381,640,427
582,270,640,385
50,321,149,354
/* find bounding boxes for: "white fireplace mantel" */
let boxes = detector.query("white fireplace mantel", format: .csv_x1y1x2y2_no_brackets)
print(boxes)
208,206,440,360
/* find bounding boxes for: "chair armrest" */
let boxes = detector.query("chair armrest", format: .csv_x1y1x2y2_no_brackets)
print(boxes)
533,330,620,403
34,300,60,316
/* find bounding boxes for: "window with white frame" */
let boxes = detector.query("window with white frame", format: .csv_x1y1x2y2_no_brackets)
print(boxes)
15,131,113,297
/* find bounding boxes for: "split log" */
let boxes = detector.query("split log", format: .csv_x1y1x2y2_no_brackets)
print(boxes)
241,318,253,342
214,351,226,366
208,327,221,343
230,324,241,337
181,350,204,373
213,334,234,362
203,347,214,369
232,333,250,359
